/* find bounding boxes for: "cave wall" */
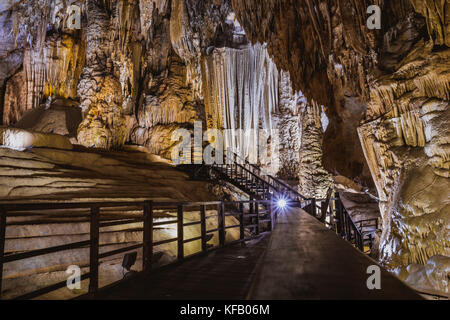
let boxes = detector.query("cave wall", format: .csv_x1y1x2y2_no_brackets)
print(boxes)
230,0,426,188
231,0,449,293
0,0,323,181
358,41,450,290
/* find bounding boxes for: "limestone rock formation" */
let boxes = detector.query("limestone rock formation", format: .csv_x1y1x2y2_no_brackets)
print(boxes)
13,98,82,141
2,128,73,150
358,43,450,278
76,0,126,149
273,71,301,181
298,100,332,199
203,43,279,167
230,0,449,294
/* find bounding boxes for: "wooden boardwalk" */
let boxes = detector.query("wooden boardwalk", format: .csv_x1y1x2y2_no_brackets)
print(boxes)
250,208,421,299
82,236,269,300
82,208,421,300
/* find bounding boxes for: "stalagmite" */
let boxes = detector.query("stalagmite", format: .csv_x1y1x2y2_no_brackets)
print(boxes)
298,100,332,199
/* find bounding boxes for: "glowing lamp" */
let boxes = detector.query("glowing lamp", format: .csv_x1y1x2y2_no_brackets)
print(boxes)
277,198,287,209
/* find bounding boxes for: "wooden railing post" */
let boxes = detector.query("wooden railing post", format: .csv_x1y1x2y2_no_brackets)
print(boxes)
320,189,332,223
310,198,316,217
346,214,352,241
269,202,274,231
358,232,363,251
0,206,6,299
239,203,245,244
200,205,207,252
218,202,225,246
255,202,260,235
177,205,184,260
334,192,343,235
143,200,153,273
89,207,99,294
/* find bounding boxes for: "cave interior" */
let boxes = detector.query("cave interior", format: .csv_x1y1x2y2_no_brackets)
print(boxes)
0,0,448,300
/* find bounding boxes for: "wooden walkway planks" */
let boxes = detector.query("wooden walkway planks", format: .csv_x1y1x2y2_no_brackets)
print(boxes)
82,207,421,300
249,208,421,300
83,236,269,300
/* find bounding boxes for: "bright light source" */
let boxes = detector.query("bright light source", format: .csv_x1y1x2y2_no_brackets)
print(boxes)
277,198,287,209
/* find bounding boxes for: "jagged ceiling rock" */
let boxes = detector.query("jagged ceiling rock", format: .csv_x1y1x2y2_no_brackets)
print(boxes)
170,0,231,99
410,0,450,47
230,0,429,188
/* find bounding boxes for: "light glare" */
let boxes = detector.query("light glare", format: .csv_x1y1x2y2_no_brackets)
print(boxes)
277,198,287,209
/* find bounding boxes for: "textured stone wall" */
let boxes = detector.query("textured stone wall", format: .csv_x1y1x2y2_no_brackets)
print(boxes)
357,42,449,292
231,0,449,293
298,100,332,199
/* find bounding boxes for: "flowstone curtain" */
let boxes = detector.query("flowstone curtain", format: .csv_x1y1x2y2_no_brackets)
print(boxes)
203,43,279,164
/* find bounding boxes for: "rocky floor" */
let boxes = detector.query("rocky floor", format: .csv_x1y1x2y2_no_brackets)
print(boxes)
0,145,214,202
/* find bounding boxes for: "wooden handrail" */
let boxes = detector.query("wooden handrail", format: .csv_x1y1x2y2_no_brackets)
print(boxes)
212,155,308,204
3,240,91,263
267,175,308,200
224,150,308,201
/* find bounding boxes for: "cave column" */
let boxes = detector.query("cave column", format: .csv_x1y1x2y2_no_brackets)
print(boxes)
298,100,332,199
76,0,127,149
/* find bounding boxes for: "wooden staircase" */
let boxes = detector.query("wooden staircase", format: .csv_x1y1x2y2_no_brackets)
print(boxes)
198,150,376,253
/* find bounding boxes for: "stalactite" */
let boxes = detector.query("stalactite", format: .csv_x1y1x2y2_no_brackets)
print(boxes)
202,43,279,164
